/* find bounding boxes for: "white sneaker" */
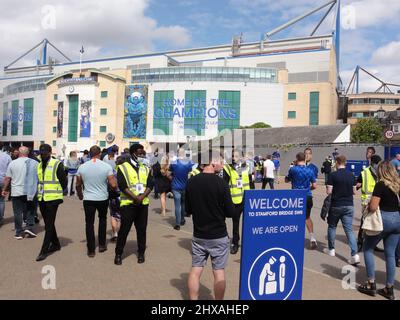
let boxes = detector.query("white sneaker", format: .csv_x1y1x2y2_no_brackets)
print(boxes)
348,254,360,265
323,248,336,257
24,229,37,238
310,239,318,250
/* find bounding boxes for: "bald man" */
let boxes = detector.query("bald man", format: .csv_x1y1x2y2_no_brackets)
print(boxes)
2,146,38,239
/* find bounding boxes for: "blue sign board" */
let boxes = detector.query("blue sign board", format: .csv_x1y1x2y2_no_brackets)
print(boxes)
239,190,307,300
385,146,400,160
346,160,369,179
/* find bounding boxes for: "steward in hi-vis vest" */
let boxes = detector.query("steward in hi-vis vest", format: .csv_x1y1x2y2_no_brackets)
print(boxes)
188,165,203,179
222,150,251,255
356,154,382,250
114,144,154,266
36,144,68,263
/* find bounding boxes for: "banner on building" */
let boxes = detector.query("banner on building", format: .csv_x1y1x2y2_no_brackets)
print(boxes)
57,102,64,138
124,85,148,139
80,100,92,138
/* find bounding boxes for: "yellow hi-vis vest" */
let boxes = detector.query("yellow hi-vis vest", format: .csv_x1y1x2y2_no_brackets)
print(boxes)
224,164,250,204
37,158,63,202
361,167,376,205
189,168,201,179
118,162,150,207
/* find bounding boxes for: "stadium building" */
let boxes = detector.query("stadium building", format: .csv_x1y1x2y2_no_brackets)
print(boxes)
0,0,343,156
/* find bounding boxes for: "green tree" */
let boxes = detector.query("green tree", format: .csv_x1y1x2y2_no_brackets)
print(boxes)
351,118,384,143
240,122,271,129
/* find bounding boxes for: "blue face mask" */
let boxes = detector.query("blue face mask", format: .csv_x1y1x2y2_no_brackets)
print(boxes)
138,156,150,167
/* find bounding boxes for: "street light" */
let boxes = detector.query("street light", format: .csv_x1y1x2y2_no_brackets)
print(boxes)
377,106,386,119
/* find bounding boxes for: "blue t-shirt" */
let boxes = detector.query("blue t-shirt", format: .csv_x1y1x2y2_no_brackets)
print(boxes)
170,159,194,191
287,165,316,197
272,152,281,159
391,159,400,175
77,159,113,201
272,159,280,169
307,163,319,180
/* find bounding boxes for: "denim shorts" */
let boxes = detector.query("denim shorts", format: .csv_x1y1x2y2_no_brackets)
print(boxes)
192,236,229,270
109,198,121,220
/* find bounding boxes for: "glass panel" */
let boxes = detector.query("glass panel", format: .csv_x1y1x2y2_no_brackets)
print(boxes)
68,95,79,142
23,98,33,136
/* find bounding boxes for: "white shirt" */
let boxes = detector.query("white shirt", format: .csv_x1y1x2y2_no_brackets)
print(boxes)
6,157,28,197
263,159,275,179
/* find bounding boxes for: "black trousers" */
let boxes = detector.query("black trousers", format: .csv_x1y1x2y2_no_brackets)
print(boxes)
262,178,275,190
39,201,61,254
115,204,149,256
83,200,109,253
232,203,244,246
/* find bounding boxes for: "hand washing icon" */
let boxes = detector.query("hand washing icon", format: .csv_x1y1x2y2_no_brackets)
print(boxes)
259,256,286,295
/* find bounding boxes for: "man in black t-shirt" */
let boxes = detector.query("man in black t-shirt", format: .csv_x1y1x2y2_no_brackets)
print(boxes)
325,155,360,265
185,150,235,300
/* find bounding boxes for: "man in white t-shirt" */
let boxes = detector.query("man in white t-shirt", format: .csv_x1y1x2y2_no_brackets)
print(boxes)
262,155,275,190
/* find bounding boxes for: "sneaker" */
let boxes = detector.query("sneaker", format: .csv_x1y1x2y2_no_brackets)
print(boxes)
377,286,395,301
348,254,360,266
174,225,180,231
180,219,186,226
310,240,318,250
323,248,336,257
110,236,118,243
357,281,377,297
24,229,37,238
14,234,23,240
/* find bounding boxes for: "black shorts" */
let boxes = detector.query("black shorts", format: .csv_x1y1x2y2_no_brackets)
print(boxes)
306,196,313,219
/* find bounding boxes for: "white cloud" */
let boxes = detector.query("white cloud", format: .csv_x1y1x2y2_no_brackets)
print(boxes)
371,41,400,66
0,0,191,69
347,0,400,28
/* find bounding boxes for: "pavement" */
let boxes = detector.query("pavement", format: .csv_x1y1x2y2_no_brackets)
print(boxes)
0,180,398,300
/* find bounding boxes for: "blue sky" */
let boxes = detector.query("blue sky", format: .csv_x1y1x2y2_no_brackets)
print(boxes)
1,0,400,91
147,0,400,90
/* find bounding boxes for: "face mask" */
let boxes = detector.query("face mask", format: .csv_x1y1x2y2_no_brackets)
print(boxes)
138,156,150,167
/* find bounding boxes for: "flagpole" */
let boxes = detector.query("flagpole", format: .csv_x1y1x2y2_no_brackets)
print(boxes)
80,51,82,75
79,45,84,75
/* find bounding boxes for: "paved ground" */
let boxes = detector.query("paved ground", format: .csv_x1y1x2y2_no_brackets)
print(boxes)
0,180,398,300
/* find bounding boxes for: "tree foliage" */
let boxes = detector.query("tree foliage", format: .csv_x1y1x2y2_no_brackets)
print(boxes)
240,122,271,129
351,118,384,143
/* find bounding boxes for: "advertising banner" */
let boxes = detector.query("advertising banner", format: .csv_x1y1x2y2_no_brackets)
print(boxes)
124,85,148,139
80,100,92,138
57,102,64,138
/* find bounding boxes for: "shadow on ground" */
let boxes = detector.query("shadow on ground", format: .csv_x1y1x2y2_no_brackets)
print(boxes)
320,263,400,291
170,273,214,300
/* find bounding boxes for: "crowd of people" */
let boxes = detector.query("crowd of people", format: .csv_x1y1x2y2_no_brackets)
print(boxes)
0,141,399,300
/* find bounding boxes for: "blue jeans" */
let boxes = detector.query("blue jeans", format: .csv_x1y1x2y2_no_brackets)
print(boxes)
328,206,358,256
397,238,400,262
0,195,5,221
364,211,400,286
172,190,186,226
12,196,29,236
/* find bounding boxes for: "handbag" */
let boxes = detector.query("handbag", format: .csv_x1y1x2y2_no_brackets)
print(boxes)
362,206,383,236
320,194,331,221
